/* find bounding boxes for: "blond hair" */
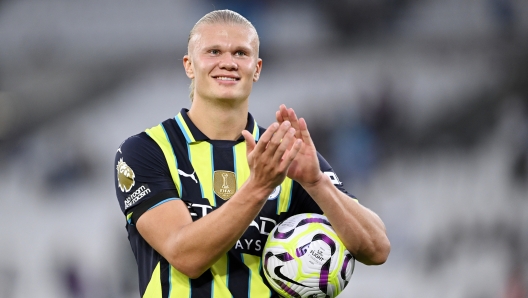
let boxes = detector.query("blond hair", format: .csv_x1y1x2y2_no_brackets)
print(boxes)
187,10,259,101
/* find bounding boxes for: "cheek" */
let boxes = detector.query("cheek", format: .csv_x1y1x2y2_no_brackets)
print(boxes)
244,62,257,75
193,59,214,76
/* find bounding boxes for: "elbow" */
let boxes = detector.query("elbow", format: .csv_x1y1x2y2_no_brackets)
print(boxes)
179,267,206,280
369,239,391,265
357,236,391,266
186,271,207,280
166,255,209,279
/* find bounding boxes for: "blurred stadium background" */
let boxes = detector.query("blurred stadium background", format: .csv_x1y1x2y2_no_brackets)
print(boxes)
0,0,527,297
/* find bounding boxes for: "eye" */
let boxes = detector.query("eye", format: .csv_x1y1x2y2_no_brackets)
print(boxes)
209,49,220,55
235,50,247,57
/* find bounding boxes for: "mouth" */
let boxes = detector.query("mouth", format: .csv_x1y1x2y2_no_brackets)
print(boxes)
213,76,240,81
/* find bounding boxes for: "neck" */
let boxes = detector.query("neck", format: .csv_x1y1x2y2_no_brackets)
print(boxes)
187,98,249,141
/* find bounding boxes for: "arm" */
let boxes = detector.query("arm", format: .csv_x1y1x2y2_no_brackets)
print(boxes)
302,173,390,265
276,104,390,265
136,121,302,278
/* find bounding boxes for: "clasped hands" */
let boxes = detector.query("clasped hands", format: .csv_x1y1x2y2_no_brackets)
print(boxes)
241,104,323,197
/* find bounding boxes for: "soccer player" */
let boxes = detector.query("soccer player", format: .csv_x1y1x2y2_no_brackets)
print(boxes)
114,9,390,298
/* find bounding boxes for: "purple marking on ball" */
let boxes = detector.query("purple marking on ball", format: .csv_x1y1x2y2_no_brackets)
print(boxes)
264,252,274,267
341,253,355,287
319,259,331,294
341,253,354,280
312,233,337,255
277,280,302,298
296,242,311,257
273,217,332,239
273,229,295,240
275,252,295,262
300,218,328,224
263,252,274,277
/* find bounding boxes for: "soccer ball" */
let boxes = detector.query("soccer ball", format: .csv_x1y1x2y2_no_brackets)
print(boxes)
262,213,355,298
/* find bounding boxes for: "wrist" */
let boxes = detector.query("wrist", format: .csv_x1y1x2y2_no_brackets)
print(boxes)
300,173,339,205
299,171,326,192
239,177,276,203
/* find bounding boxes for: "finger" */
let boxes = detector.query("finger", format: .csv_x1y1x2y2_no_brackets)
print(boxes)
286,108,302,139
241,130,256,154
279,105,301,139
287,108,298,125
265,121,292,154
298,118,315,148
253,122,279,155
279,104,290,122
275,110,284,123
272,127,295,163
280,138,303,170
278,105,302,143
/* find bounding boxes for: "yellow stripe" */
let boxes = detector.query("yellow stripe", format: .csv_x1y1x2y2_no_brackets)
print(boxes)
176,113,195,143
251,120,259,140
242,254,271,298
143,263,162,298
234,139,293,214
233,142,249,190
169,267,191,298
277,178,293,214
210,254,231,298
145,124,182,197
144,262,192,298
189,141,215,206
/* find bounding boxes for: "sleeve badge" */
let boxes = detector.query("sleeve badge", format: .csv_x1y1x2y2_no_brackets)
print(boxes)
117,158,136,192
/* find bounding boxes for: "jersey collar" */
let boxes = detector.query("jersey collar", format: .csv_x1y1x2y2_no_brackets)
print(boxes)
175,108,260,144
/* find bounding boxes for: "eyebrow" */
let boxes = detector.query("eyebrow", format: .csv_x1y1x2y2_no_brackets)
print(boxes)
202,44,255,53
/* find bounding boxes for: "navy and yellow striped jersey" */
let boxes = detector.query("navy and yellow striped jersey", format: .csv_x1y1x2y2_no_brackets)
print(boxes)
114,109,354,298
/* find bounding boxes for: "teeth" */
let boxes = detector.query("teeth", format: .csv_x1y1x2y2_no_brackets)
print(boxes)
216,77,237,81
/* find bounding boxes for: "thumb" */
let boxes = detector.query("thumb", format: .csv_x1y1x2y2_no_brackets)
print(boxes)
241,130,256,154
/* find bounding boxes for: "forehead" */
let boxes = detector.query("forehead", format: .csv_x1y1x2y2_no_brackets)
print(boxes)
190,23,258,51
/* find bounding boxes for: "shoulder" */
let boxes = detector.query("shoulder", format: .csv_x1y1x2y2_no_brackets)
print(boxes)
116,132,160,159
114,131,172,176
117,117,180,156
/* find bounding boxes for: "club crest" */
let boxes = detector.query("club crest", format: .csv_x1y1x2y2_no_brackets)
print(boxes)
268,185,281,200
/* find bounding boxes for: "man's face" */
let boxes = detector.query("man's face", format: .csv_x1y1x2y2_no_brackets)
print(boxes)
184,23,262,103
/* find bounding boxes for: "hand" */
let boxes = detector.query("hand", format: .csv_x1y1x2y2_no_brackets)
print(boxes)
241,121,302,197
275,104,323,186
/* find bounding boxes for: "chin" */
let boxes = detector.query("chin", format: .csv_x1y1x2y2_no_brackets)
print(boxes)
200,89,250,103
215,93,248,102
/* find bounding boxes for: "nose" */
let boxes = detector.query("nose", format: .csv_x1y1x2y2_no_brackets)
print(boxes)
218,53,238,70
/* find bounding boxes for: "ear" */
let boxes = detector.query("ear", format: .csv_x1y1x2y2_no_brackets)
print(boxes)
183,55,194,79
253,58,262,82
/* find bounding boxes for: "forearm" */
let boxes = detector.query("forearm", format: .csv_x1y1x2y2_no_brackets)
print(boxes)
166,179,271,277
302,174,390,265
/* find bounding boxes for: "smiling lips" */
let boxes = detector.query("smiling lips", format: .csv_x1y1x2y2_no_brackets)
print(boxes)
213,76,239,82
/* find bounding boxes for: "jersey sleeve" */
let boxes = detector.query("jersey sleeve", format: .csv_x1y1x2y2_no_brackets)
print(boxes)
114,132,179,224
317,152,356,199
288,152,357,215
